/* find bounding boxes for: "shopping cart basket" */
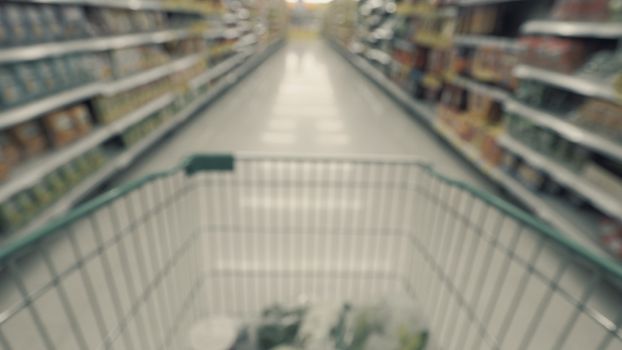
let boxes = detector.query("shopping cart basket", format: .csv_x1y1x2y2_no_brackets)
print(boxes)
0,153,620,350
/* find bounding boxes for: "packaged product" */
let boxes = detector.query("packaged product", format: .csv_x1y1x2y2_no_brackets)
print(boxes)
24,5,47,42
0,155,10,181
576,98,622,141
15,191,38,222
45,171,68,199
85,148,106,168
42,110,79,147
68,104,93,136
9,121,48,156
32,182,54,208
58,6,91,39
60,162,82,186
50,57,73,88
68,55,91,83
40,5,62,40
73,154,93,176
15,62,44,99
0,66,24,107
500,149,519,174
0,10,11,47
0,199,24,232
600,218,622,258
35,60,58,92
552,0,611,21
0,132,21,167
517,161,547,191
4,4,30,45
519,36,590,74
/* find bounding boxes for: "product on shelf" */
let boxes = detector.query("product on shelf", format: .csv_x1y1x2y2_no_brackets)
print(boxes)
551,0,621,21
43,109,80,147
4,4,31,45
94,76,173,124
583,156,622,200
0,145,109,233
515,80,583,114
0,54,95,109
0,66,23,108
0,198,25,232
0,132,20,164
518,36,615,74
68,104,93,136
600,218,622,258
59,5,94,40
575,98,622,141
9,121,48,157
469,45,519,88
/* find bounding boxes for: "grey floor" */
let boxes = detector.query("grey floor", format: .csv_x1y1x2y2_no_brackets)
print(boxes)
117,39,492,192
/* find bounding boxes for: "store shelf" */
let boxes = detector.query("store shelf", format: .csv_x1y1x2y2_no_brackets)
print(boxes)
457,0,524,6
0,93,174,204
522,20,622,39
102,52,205,95
453,34,520,50
0,82,103,129
18,0,202,13
450,75,510,101
332,42,435,125
0,29,193,64
434,123,607,258
4,39,284,241
514,64,621,105
189,50,252,90
330,39,610,259
499,134,622,221
505,99,622,162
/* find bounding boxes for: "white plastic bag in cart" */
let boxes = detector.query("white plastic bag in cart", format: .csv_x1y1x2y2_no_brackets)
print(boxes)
189,316,241,350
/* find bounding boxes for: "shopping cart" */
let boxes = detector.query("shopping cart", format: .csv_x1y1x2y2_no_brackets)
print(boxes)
0,153,620,350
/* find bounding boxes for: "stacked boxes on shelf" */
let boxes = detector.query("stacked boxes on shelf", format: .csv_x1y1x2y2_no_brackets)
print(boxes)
0,0,287,236
325,0,622,259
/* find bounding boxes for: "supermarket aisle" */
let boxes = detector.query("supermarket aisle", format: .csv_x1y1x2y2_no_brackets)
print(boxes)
119,39,492,190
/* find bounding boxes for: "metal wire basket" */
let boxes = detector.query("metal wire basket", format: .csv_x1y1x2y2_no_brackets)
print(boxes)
0,153,620,350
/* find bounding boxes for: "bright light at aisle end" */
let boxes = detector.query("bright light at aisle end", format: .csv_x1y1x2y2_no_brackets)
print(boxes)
286,0,333,4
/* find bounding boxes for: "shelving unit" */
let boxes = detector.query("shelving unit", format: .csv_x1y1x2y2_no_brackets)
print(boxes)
0,29,193,63
514,64,621,104
324,0,622,260
453,34,521,50
522,20,622,39
505,99,622,162
0,0,287,238
0,82,103,129
331,39,606,257
5,39,284,243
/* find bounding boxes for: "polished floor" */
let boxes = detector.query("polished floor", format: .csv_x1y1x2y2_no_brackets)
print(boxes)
119,39,492,191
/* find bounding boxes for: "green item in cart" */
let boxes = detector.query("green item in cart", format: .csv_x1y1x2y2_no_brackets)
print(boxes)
0,199,24,232
257,305,306,350
398,328,428,350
